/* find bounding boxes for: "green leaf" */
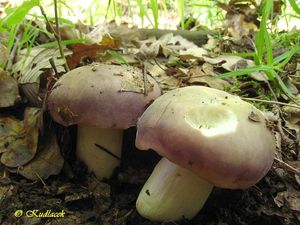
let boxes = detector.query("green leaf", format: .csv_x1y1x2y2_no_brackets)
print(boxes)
106,50,129,65
274,46,300,68
288,0,300,15
38,39,85,48
150,0,159,29
136,0,153,27
177,0,185,30
255,0,273,64
1,0,40,28
216,65,273,79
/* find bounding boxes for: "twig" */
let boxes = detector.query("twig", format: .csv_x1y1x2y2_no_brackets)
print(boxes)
274,157,300,176
53,0,69,72
94,143,121,161
241,97,300,110
49,58,59,79
142,65,148,96
265,81,286,119
6,32,22,72
34,172,50,192
39,4,69,72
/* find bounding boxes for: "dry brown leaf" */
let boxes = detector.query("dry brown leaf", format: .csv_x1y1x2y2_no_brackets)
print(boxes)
1,108,41,167
282,95,300,133
226,14,257,40
146,63,179,92
101,36,122,49
0,185,13,201
0,69,20,108
66,43,110,69
0,116,23,154
139,33,206,59
274,187,300,213
0,44,9,67
17,132,63,180
57,24,81,41
187,66,229,90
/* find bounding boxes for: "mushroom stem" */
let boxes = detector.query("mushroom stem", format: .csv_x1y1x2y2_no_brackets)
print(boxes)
76,125,123,179
136,158,213,221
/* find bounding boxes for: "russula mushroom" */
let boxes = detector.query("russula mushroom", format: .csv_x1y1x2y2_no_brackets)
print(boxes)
135,86,275,221
48,63,161,179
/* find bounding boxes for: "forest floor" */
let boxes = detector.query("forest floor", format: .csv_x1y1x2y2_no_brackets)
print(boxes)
1,2,300,224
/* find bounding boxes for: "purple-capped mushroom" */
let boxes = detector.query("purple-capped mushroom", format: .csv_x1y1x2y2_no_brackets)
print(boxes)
135,86,275,221
48,63,161,179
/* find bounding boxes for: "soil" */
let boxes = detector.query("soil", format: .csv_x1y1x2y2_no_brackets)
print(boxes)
0,124,298,225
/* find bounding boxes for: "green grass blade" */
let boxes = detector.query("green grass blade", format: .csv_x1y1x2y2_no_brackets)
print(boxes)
150,0,159,29
288,0,300,15
106,50,129,65
1,0,40,27
216,65,273,79
38,39,85,48
255,0,273,64
136,0,153,27
177,0,185,30
274,45,300,68
7,25,18,51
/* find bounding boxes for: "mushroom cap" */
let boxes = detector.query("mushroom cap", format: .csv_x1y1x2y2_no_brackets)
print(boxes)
136,86,275,189
48,63,161,128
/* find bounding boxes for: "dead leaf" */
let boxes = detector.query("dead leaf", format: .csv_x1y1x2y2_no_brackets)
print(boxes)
0,69,20,108
12,47,71,106
226,13,257,40
274,187,300,213
101,36,121,49
146,63,180,92
0,116,23,154
57,24,81,41
17,132,63,180
1,108,41,167
282,95,300,133
187,66,229,90
248,111,261,122
66,43,109,69
0,185,13,200
13,47,71,83
0,44,9,67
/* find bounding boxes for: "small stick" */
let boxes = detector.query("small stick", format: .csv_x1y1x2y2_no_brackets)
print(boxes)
39,4,69,72
274,157,300,176
6,33,22,72
49,58,59,79
241,97,300,109
94,143,121,161
142,65,148,96
53,0,69,72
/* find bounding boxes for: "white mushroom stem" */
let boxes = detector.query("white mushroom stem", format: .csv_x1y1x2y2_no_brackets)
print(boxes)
76,125,123,179
136,157,213,221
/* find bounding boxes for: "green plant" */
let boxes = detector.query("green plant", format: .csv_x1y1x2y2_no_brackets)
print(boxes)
0,0,41,51
217,0,300,100
136,0,154,27
288,0,300,15
150,0,159,29
178,0,185,29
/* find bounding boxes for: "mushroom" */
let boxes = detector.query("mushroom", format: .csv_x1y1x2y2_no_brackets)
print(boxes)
48,63,161,179
135,86,275,221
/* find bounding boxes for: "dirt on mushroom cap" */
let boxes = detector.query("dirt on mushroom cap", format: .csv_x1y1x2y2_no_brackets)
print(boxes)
47,63,161,128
